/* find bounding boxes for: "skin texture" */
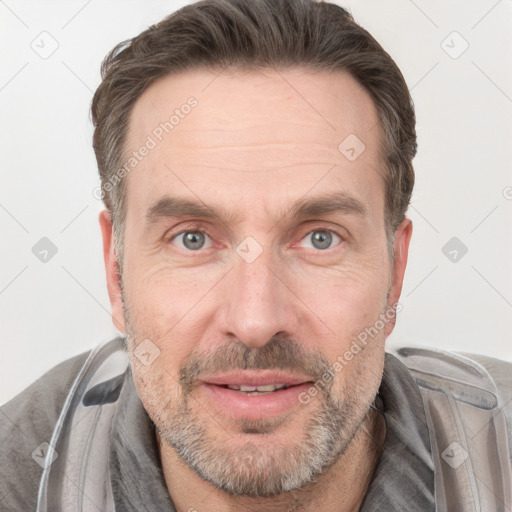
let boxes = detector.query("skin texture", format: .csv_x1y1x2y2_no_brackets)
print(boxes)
100,68,412,512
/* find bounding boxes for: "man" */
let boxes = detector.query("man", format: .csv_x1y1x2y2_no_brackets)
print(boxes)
1,0,511,510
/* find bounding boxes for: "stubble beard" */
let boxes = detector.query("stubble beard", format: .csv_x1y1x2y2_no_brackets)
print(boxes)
157,381,373,497
122,285,382,498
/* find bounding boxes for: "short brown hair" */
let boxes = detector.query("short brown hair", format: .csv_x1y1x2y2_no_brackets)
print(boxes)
91,0,416,271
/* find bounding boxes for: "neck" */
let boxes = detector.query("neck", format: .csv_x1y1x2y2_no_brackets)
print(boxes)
157,406,386,512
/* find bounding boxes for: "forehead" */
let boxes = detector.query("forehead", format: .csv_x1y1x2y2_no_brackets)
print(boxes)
124,67,385,226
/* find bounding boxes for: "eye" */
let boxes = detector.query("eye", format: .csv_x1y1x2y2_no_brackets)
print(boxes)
171,230,212,251
299,229,342,251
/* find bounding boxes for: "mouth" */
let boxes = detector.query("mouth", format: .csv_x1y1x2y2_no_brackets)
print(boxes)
215,382,302,395
199,370,314,420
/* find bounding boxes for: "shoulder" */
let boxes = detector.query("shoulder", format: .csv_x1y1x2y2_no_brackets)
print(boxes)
456,351,512,460
457,351,512,389
0,348,92,511
388,344,512,391
388,345,512,486
389,345,512,416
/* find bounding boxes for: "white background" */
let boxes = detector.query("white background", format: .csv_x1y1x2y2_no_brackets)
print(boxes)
1,0,511,405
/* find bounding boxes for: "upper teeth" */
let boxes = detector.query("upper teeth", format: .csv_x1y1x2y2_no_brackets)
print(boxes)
227,384,288,392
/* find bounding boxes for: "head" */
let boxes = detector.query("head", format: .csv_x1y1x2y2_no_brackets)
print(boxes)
95,0,415,498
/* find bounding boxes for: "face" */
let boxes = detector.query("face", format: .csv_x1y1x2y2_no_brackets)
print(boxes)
100,68,412,496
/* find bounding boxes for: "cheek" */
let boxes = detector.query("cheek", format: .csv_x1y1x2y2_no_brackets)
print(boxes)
129,357,182,425
123,268,216,400
297,263,389,332
328,325,387,409
134,263,219,310
290,262,389,389
126,265,213,338
130,360,165,411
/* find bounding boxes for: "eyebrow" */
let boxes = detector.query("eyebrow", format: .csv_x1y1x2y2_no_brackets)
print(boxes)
289,191,367,219
145,196,242,226
145,191,367,228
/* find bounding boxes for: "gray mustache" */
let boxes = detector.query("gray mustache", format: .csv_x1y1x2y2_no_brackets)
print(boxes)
179,336,333,392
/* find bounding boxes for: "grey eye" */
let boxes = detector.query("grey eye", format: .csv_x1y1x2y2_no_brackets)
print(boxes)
179,231,208,251
300,230,341,250
311,231,332,250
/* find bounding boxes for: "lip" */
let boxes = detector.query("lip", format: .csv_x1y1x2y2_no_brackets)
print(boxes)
200,370,314,421
202,369,313,387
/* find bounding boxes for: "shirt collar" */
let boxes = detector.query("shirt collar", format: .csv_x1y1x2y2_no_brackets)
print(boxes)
109,371,176,511
359,352,435,511
110,352,434,511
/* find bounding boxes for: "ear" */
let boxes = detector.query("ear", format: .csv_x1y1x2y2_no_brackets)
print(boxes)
385,218,413,337
99,210,126,333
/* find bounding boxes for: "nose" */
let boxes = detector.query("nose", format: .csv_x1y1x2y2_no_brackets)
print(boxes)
220,244,295,349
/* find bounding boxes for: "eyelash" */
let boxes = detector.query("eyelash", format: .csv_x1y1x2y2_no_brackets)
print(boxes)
167,224,344,253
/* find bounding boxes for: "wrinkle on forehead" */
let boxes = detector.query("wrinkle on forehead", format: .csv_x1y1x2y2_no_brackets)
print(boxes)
123,67,386,232
126,67,382,161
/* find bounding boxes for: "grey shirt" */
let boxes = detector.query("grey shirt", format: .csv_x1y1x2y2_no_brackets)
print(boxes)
0,346,435,511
